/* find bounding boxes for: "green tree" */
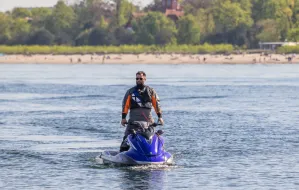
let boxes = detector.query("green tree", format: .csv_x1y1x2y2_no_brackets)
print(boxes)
31,7,52,19
98,16,108,29
73,0,114,29
207,0,253,45
115,0,136,27
116,0,126,27
46,1,76,36
75,29,92,46
114,27,135,45
30,7,52,28
155,28,176,45
10,18,31,44
252,0,293,40
287,28,299,41
182,0,215,15
213,0,253,33
0,13,12,43
177,14,201,44
196,9,215,37
88,27,116,45
292,0,299,27
232,0,252,12
27,28,55,45
256,19,281,42
11,8,32,18
134,12,177,45
44,1,76,45
252,0,290,21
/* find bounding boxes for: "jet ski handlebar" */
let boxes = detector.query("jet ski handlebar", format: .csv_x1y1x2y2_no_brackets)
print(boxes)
150,122,162,127
123,122,162,127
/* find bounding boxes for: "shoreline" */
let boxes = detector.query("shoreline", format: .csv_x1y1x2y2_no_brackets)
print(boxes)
0,53,298,64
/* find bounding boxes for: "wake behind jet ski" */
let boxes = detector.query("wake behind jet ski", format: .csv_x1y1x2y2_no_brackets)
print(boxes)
99,121,173,166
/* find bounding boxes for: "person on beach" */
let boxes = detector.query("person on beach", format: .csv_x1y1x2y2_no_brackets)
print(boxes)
119,71,164,152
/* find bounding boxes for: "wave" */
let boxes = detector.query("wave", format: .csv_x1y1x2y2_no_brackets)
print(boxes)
33,94,111,100
67,126,111,133
0,99,17,102
0,149,61,164
167,95,228,100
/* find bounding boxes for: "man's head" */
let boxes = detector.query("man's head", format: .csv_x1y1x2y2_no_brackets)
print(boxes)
136,71,146,88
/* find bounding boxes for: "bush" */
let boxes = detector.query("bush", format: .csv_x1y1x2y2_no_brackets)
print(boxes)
0,44,234,54
277,45,299,54
88,28,116,46
27,29,54,45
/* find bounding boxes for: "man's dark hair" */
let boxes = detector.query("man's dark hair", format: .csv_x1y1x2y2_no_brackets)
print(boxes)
136,71,146,77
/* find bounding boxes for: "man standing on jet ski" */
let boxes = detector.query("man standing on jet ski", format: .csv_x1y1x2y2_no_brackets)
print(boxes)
120,71,164,152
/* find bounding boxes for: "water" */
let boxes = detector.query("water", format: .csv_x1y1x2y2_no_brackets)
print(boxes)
1,63,299,190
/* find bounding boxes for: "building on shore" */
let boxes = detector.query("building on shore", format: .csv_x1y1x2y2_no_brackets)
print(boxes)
162,0,184,21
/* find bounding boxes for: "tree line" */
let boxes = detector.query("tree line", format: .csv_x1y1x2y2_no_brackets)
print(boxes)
1,0,299,48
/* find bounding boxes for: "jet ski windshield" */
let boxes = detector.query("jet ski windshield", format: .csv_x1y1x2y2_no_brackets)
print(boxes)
139,127,155,140
129,121,155,140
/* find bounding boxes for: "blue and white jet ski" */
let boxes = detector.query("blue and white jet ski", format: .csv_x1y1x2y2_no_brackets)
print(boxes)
99,121,173,165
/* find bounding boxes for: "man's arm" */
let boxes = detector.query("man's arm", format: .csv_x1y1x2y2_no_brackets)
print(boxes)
122,90,131,120
151,88,164,125
151,88,162,118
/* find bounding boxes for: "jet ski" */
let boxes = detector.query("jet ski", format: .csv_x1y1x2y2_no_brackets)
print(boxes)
99,121,173,166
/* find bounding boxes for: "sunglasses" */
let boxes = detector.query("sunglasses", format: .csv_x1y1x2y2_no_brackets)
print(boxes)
136,78,144,80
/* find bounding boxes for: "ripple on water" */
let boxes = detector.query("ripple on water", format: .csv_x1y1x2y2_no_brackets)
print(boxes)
1,64,299,190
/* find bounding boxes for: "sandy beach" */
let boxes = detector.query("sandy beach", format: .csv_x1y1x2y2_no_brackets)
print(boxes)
0,53,298,64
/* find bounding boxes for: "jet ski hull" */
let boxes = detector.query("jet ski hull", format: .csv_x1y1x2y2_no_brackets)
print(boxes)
99,122,173,166
100,150,138,165
99,150,173,166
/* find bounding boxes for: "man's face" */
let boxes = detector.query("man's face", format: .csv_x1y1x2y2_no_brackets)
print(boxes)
136,74,146,85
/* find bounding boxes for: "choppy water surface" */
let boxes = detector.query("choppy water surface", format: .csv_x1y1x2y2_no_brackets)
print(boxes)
1,64,299,190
